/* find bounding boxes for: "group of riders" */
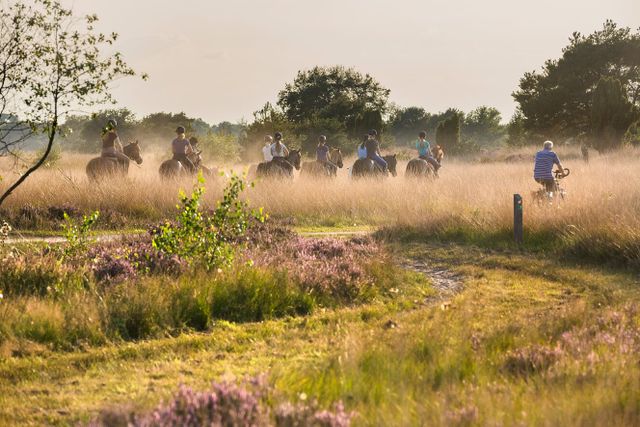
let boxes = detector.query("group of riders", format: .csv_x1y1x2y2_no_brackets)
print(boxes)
259,128,442,177
96,118,568,193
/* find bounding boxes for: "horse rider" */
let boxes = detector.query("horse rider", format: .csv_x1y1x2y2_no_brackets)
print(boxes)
316,135,337,174
101,119,130,167
357,135,368,159
416,131,441,172
262,135,273,162
534,140,566,193
365,129,388,172
172,126,196,173
270,132,289,166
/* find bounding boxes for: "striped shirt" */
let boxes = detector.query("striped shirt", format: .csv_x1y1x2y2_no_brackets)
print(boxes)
533,149,560,180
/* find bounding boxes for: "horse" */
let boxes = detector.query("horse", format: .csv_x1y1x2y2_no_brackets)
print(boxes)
86,141,143,181
300,148,344,178
256,150,302,179
405,144,445,179
351,154,397,179
159,151,216,179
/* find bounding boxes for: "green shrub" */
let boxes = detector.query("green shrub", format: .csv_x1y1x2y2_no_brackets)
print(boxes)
210,269,314,322
152,174,265,271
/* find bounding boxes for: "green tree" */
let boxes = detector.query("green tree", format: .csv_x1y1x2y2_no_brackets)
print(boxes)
506,110,528,147
277,66,390,138
137,112,204,147
388,107,431,144
462,106,505,147
513,20,640,140
61,109,137,153
0,0,141,207
436,111,463,154
590,77,636,152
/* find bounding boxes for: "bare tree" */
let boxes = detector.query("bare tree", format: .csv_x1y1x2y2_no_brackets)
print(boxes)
0,0,144,207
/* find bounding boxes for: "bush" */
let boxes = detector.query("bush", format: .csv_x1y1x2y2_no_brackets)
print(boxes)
152,174,265,271
210,269,314,322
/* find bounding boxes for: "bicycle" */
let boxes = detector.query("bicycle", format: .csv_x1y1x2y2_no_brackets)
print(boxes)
532,167,570,206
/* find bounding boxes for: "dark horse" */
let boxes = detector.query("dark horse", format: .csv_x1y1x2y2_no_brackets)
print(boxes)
86,141,143,181
351,155,397,179
405,145,445,179
256,150,302,179
300,148,344,178
159,150,217,179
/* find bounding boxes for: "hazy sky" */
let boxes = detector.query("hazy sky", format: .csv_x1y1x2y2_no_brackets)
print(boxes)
68,0,639,124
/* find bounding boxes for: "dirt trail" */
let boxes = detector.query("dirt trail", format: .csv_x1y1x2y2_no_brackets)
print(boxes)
402,258,464,300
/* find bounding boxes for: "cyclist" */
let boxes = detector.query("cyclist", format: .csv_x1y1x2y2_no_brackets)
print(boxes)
533,140,566,194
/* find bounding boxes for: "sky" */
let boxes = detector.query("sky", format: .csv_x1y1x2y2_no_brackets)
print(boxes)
67,0,640,124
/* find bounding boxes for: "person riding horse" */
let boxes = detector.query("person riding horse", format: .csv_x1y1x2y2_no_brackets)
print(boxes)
365,129,388,173
172,126,196,174
270,132,289,164
262,135,274,162
316,135,338,175
416,131,441,173
100,119,130,170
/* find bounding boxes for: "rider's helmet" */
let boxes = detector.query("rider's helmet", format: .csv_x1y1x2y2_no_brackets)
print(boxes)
107,119,117,129
274,132,283,141
176,126,186,134
318,135,327,143
367,129,378,137
419,131,427,139
264,135,273,143
543,140,553,150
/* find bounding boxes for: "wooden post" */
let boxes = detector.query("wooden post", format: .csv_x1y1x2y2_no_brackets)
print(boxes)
514,194,523,245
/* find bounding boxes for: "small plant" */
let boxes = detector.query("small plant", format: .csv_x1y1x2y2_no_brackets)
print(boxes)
62,210,100,259
152,173,265,271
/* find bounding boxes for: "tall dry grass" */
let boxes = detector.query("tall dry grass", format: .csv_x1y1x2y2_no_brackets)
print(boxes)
1,146,639,263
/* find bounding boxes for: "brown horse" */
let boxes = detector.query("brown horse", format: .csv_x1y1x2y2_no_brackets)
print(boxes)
405,145,445,179
86,141,143,181
159,151,217,179
300,148,344,178
351,154,398,179
256,150,302,179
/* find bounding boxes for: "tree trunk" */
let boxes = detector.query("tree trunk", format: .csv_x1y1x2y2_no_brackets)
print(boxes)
0,119,57,208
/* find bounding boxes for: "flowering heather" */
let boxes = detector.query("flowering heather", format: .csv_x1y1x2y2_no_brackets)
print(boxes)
275,400,354,427
90,378,353,427
503,344,564,376
245,233,384,304
88,237,186,284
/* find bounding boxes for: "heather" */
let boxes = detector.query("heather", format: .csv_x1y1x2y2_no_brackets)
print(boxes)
90,377,354,427
0,218,402,351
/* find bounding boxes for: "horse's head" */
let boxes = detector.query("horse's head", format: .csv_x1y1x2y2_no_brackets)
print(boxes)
384,154,398,177
287,149,301,170
123,140,143,164
329,148,343,168
435,145,444,163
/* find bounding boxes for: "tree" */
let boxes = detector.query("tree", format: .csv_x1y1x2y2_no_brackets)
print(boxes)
0,0,141,207
277,66,390,138
388,106,431,144
590,77,636,152
61,109,137,153
506,110,528,147
462,106,505,147
513,20,640,140
137,112,202,146
436,112,463,154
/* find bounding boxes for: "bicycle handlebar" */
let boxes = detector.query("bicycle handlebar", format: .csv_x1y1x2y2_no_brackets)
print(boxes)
554,168,570,178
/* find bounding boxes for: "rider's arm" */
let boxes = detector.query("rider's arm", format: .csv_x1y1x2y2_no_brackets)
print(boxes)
283,146,290,157
186,142,194,155
115,137,124,152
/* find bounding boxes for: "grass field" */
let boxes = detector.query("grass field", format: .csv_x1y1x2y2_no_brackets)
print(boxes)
1,146,640,425
2,243,640,425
